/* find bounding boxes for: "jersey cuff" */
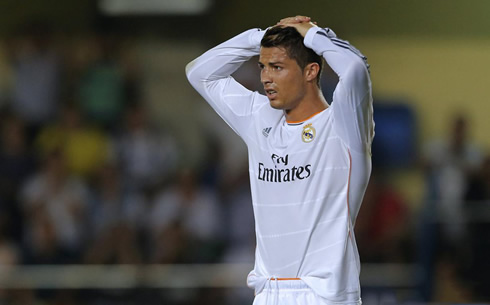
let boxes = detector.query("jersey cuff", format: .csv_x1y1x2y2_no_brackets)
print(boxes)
304,27,340,56
249,28,267,48
303,27,324,49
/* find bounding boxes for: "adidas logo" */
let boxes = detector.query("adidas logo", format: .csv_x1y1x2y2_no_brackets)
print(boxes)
262,127,272,137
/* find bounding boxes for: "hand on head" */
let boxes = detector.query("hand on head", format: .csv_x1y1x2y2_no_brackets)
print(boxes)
275,15,318,37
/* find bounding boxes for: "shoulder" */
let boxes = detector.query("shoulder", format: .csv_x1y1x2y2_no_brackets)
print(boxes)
254,96,284,121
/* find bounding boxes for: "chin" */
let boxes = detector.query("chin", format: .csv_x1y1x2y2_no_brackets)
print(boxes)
269,99,284,110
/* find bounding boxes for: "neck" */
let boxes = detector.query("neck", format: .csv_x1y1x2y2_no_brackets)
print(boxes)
285,86,328,123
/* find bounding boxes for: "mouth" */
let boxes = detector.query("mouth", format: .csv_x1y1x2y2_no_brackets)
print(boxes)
265,89,278,100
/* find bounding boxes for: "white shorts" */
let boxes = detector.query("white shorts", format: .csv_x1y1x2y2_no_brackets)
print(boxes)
252,279,326,305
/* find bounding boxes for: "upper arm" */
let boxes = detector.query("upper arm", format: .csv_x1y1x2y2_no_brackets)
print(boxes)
331,61,374,154
188,69,262,138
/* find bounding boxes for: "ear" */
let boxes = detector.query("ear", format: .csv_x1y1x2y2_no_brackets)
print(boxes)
304,63,320,83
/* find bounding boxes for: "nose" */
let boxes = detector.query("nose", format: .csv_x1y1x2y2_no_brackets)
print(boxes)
261,68,272,85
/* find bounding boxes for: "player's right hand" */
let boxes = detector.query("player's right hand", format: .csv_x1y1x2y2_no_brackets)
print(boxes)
276,15,311,25
276,15,318,37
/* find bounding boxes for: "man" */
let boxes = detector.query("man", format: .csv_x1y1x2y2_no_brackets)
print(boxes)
186,15,374,305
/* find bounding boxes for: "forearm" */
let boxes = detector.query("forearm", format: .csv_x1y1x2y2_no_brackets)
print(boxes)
185,28,265,90
185,28,267,138
303,26,370,87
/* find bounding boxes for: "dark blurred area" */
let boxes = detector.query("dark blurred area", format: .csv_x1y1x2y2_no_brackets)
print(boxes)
0,1,489,304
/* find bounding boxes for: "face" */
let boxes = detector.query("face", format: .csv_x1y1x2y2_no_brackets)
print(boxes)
259,47,307,111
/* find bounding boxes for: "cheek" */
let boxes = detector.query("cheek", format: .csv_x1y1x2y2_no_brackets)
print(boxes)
278,73,295,88
281,76,304,97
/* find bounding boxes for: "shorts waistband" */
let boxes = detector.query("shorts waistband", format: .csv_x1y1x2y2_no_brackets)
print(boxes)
268,277,301,281
262,278,309,290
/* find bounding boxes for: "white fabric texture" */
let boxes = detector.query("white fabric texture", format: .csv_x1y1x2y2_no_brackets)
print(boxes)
186,26,373,304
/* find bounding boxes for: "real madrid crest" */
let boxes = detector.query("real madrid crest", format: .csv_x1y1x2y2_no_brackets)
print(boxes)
302,123,316,143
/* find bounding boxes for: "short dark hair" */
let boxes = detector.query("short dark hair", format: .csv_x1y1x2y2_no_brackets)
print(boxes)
261,26,323,87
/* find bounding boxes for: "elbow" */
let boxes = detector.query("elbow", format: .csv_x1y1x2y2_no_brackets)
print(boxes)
185,59,206,90
349,59,369,77
185,60,196,83
185,59,196,77
342,60,370,87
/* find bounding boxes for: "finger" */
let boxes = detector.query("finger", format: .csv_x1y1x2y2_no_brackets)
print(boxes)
294,16,311,23
278,16,310,25
276,19,302,27
278,18,294,25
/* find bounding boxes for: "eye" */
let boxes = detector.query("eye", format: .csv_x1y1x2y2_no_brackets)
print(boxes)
273,65,282,71
258,63,265,70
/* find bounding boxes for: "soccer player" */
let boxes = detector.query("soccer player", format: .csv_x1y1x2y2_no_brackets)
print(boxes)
186,15,374,305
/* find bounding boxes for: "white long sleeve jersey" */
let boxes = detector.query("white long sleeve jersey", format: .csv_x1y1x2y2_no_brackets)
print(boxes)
186,26,374,304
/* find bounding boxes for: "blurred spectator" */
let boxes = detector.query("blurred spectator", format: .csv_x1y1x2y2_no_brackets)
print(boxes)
418,114,483,301
220,166,256,305
148,167,223,263
199,135,225,189
84,222,143,265
35,102,111,179
465,154,490,201
114,103,178,193
76,32,134,130
0,113,36,241
8,21,62,139
422,115,483,251
463,154,490,300
149,220,192,264
84,163,145,264
221,165,255,264
19,150,90,263
355,171,411,263
0,215,20,265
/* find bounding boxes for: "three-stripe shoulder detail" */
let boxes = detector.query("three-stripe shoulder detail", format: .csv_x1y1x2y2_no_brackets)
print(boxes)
315,29,370,72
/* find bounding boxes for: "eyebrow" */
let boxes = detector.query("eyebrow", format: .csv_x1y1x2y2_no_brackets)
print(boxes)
257,61,283,66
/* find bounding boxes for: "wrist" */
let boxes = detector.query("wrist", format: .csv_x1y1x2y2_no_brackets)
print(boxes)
250,28,266,47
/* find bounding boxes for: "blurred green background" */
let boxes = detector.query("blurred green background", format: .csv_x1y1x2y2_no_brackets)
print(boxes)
0,1,489,304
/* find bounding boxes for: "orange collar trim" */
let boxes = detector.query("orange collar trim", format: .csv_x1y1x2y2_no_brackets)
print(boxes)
286,109,326,125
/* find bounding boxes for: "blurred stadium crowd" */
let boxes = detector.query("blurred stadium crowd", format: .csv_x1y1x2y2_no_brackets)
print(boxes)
0,21,255,305
0,21,489,305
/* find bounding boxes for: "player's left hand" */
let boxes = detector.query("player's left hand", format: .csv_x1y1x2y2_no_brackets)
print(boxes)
276,15,318,37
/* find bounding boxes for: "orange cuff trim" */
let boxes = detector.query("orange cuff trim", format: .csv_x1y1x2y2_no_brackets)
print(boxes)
268,277,301,281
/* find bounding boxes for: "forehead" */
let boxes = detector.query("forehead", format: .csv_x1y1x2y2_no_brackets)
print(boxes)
259,46,292,63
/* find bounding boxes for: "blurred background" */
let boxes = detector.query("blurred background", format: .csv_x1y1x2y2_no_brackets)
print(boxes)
0,0,489,304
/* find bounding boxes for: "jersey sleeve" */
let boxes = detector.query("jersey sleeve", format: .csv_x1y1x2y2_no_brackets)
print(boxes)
304,27,374,154
185,28,267,139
